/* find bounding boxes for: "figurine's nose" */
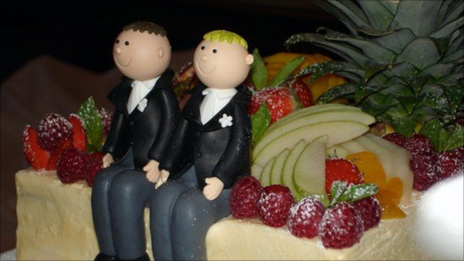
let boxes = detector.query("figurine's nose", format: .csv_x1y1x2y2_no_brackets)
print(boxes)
115,47,122,55
201,55,208,62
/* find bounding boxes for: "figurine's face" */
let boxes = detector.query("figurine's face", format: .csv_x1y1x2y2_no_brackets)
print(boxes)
113,30,171,80
194,40,253,89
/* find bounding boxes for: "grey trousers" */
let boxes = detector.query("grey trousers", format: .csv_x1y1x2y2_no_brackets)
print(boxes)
150,166,231,261
91,150,154,260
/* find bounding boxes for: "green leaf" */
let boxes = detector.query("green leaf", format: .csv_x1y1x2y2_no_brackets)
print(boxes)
251,102,271,146
389,113,423,138
357,1,394,31
432,16,464,39
395,38,441,70
329,181,348,206
250,48,268,90
372,29,416,55
441,81,464,115
268,56,304,87
390,0,441,37
316,83,357,104
338,183,379,203
77,97,104,152
421,119,464,152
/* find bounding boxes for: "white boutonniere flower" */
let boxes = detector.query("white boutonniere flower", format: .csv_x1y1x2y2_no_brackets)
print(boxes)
137,98,148,112
219,114,233,128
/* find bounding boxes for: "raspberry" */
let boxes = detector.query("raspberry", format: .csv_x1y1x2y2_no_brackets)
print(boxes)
38,113,73,151
57,148,91,183
351,196,381,231
287,196,326,238
86,155,103,187
410,152,440,191
437,147,464,179
229,176,263,219
319,202,364,249
100,108,113,136
256,184,295,227
382,132,408,148
404,133,434,156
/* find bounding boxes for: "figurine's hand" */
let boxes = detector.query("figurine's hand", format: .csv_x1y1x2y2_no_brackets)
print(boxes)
143,160,160,183
155,170,170,189
203,177,224,201
102,153,114,168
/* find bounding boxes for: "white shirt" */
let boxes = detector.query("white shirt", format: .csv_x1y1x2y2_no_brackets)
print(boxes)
127,77,160,113
200,88,237,124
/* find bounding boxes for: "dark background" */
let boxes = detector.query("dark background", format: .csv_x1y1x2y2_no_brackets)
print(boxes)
1,1,345,84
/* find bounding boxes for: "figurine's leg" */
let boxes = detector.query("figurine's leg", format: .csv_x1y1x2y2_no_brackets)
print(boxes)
109,170,154,260
91,165,130,256
149,166,197,261
171,187,232,260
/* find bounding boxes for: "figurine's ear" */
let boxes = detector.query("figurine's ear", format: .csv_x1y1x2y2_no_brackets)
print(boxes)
157,48,164,58
245,54,254,65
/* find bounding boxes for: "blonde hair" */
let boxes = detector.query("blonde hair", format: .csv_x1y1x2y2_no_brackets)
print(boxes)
203,30,248,49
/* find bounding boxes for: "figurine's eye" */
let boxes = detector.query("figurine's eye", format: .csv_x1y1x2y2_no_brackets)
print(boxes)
115,39,120,44
125,41,130,46
212,49,217,54
201,46,206,50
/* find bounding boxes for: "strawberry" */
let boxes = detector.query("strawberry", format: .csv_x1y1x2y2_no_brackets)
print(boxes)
351,196,381,231
437,147,464,179
256,184,295,227
37,113,73,151
249,87,297,123
68,114,87,151
291,77,313,108
57,148,92,183
325,158,364,195
382,132,408,148
23,125,50,170
229,176,263,219
287,196,326,238
319,202,364,249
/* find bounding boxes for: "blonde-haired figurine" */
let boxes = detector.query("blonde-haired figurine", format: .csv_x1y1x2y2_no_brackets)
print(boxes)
150,30,254,260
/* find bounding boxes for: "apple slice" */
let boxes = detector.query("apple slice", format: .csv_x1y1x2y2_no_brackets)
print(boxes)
259,157,275,187
253,121,370,169
254,109,375,158
271,149,290,185
338,139,368,154
251,164,264,180
326,144,349,158
282,139,306,200
293,136,328,197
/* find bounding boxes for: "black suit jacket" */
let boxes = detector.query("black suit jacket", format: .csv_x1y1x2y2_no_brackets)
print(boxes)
103,69,179,170
160,83,252,189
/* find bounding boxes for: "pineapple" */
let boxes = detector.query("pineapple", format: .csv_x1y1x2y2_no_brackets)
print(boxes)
285,0,464,151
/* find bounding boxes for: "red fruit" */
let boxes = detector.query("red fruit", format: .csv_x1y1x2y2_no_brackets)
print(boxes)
57,148,91,183
351,196,382,231
230,176,263,219
99,108,113,136
410,152,440,191
382,132,408,148
291,78,313,108
23,125,50,170
46,138,73,170
287,196,326,238
37,113,73,151
256,184,295,227
437,148,464,179
319,202,364,249
404,133,434,156
68,114,87,151
86,156,103,187
325,158,364,194
249,87,297,123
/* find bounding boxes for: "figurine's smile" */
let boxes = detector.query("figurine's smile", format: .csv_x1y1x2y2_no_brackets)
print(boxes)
114,56,132,68
196,62,216,75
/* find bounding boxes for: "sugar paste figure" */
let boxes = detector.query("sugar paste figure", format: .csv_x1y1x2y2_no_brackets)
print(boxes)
150,30,254,260
91,21,179,261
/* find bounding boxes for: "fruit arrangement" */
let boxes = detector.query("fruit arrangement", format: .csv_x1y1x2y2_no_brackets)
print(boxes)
23,97,111,187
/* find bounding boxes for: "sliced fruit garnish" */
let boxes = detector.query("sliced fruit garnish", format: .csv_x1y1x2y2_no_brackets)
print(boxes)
23,125,50,170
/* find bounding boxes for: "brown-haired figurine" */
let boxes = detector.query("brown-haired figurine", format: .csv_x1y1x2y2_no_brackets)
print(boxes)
91,21,179,261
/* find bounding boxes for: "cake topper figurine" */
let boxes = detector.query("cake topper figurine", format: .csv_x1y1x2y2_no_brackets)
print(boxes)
150,30,254,260
91,21,179,261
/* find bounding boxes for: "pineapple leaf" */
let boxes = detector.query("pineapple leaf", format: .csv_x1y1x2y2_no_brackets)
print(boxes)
421,119,464,152
316,83,356,104
268,56,304,87
378,0,399,14
314,0,368,36
250,48,267,90
432,16,464,39
442,0,464,26
296,61,359,83
357,0,394,31
441,81,464,114
372,29,416,55
436,0,455,27
390,0,442,37
389,113,423,138
395,38,441,70
364,60,391,82
420,64,455,79
383,62,417,78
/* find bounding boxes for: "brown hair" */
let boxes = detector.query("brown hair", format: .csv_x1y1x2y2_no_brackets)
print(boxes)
123,21,166,36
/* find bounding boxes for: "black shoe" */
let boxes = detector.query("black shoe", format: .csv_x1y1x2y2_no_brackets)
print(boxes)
94,252,119,261
120,253,150,261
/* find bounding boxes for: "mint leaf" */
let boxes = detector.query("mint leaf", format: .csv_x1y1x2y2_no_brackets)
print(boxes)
268,56,305,87
338,183,379,203
421,119,464,152
77,97,104,152
251,102,271,146
250,48,268,90
329,181,348,206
